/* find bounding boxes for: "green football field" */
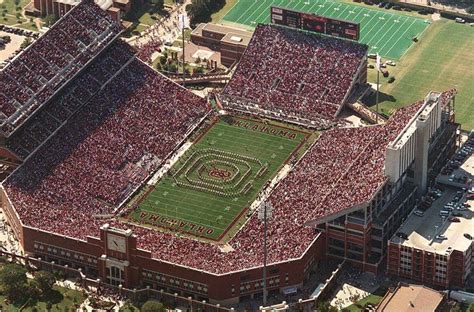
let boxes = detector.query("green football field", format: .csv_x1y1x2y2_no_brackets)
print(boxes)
223,0,430,60
374,20,474,130
126,116,310,241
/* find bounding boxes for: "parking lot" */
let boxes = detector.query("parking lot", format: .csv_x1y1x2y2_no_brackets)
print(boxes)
391,133,474,254
0,25,37,65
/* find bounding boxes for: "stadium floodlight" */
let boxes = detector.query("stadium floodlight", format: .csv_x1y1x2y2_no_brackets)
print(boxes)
258,201,273,307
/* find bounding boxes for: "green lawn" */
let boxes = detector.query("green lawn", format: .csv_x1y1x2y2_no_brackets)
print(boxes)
211,0,240,23
122,1,165,36
222,0,430,59
345,294,384,311
375,20,474,130
0,0,35,29
126,116,311,241
0,285,85,311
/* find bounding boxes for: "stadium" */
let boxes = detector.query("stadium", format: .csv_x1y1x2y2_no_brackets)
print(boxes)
0,0,461,305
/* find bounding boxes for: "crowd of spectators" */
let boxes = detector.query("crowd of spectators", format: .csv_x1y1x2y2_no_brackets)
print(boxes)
1,8,456,275
7,40,136,159
223,24,367,122
0,0,122,136
4,57,210,240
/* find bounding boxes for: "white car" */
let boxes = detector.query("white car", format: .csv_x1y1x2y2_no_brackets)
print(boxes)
436,234,447,240
455,18,465,24
386,60,396,66
414,210,424,217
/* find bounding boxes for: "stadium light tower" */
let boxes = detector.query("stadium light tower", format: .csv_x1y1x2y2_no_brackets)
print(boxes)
258,201,273,307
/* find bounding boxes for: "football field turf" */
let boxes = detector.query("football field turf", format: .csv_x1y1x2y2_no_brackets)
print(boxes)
375,20,474,130
223,0,430,60
126,116,311,241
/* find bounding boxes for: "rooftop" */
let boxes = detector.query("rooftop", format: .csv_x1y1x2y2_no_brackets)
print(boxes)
192,23,252,41
376,283,444,312
391,152,474,254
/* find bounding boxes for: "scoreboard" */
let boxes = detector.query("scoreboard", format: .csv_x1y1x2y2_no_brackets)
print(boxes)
271,6,360,41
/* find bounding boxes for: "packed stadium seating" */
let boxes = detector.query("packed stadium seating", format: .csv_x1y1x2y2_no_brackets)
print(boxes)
223,24,367,122
0,1,456,274
4,57,454,274
4,58,210,239
0,0,122,136
7,40,136,159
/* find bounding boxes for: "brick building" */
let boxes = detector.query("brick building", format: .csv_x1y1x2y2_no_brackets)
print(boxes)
190,23,252,68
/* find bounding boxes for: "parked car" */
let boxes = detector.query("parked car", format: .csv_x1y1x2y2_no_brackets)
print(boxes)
464,233,473,240
414,210,424,217
435,234,447,240
449,217,460,222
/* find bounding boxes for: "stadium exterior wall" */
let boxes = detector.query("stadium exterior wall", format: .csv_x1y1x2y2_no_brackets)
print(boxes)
0,200,326,304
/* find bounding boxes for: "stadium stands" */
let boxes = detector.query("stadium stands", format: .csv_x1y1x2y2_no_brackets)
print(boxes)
0,0,122,137
3,58,210,240
6,40,136,159
5,95,435,275
222,24,367,123
0,3,456,276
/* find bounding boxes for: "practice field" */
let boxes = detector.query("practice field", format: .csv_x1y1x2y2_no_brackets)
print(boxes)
223,0,430,60
376,20,474,130
126,116,310,241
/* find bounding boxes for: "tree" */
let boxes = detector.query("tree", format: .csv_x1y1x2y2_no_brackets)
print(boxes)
316,301,338,312
186,0,226,26
34,271,56,295
467,5,474,14
159,55,167,66
43,14,58,27
149,0,164,10
20,37,32,49
0,263,28,302
450,305,462,312
141,300,165,312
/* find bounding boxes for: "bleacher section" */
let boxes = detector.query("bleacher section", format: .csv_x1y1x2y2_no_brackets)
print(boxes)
0,0,122,137
221,24,368,127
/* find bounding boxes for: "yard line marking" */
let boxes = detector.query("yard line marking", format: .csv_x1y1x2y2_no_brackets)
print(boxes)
252,0,274,24
374,16,411,57
236,0,262,25
240,0,270,25
359,11,384,41
222,0,244,21
383,18,417,57
365,13,399,48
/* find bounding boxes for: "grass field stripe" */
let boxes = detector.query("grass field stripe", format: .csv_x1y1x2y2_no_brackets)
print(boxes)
334,3,351,19
349,6,366,23
369,15,402,53
253,1,275,24
384,18,417,58
143,198,237,227
358,8,377,34
395,19,430,60
243,1,266,23
366,13,400,50
248,0,277,24
221,0,242,21
147,185,242,210
234,0,260,25
243,0,270,25
360,12,388,41
375,16,412,57
320,1,336,16
304,0,320,14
